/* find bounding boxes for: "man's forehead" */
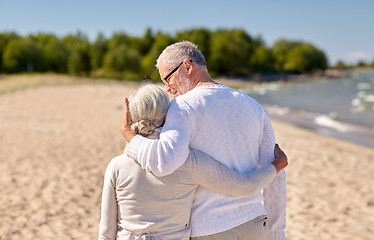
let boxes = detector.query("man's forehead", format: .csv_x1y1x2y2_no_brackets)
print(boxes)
158,64,169,80
159,58,177,68
158,61,171,74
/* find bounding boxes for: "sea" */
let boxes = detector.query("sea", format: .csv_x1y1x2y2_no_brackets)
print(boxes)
241,70,374,148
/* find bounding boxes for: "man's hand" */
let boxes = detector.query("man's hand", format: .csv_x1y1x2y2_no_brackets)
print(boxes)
121,98,137,142
271,144,288,173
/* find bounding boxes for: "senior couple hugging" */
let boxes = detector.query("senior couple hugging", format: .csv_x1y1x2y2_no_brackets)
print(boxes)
98,41,287,240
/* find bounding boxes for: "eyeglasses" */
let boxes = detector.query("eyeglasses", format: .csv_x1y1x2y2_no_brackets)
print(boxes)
162,60,193,86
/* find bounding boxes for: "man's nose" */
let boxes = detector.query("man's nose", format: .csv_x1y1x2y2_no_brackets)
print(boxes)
165,85,172,93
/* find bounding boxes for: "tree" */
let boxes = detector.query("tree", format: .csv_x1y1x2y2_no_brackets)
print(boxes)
175,28,211,62
62,32,91,75
43,38,69,73
357,60,368,67
103,45,142,79
284,43,327,73
272,39,300,72
2,38,43,73
141,32,174,80
334,60,346,69
90,33,108,70
28,33,58,71
272,39,327,73
106,32,129,51
0,32,19,72
209,29,253,77
0,28,330,77
140,27,154,56
250,45,275,74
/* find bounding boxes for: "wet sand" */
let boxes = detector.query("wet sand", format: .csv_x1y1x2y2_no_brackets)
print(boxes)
0,83,373,239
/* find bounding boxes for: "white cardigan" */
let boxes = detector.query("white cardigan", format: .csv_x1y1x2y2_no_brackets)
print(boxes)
126,85,286,239
99,148,277,240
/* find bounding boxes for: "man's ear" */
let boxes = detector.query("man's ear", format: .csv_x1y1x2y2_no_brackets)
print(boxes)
184,59,193,74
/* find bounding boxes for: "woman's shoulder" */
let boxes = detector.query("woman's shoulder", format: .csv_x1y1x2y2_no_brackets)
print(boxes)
105,153,148,184
106,153,138,173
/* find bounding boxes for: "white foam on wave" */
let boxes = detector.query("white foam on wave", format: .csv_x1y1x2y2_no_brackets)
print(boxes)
351,98,361,107
357,91,366,98
357,82,371,90
313,114,371,134
352,90,374,112
250,83,280,95
364,95,374,103
314,115,350,132
263,105,290,116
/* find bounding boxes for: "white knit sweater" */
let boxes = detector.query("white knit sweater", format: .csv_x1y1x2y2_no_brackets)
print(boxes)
126,84,286,239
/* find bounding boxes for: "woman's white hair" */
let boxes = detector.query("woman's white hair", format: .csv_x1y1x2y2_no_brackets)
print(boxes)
129,84,170,137
156,41,207,71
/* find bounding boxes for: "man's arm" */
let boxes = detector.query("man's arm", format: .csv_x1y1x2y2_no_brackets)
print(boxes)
258,112,287,240
121,98,192,177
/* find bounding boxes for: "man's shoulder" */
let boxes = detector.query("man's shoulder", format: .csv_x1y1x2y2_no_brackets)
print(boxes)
170,84,262,112
173,84,233,103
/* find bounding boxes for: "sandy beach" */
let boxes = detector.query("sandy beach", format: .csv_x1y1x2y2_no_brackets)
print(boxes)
0,81,373,240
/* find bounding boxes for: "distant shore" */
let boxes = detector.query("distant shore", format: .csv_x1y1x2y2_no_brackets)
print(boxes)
216,69,351,86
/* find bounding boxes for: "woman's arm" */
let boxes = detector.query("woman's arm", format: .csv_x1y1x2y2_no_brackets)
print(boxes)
98,161,118,240
186,145,287,196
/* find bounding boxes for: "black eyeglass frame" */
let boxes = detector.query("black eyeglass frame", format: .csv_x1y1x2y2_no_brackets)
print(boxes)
162,60,193,85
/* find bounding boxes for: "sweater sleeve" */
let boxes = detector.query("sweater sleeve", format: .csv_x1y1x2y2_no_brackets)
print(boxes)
186,150,277,196
98,160,118,240
258,111,287,240
126,99,191,177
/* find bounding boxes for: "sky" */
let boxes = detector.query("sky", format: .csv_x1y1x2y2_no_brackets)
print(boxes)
1,0,373,65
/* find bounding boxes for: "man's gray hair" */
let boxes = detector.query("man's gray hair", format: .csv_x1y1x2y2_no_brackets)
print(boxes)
129,84,170,137
156,41,206,70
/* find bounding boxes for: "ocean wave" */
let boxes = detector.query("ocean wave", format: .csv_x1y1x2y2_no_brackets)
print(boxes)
263,104,374,147
247,83,280,95
262,105,290,116
314,115,352,133
357,82,371,90
364,95,374,103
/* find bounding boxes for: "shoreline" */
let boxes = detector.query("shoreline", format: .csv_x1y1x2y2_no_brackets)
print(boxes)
216,69,350,85
217,71,374,149
267,109,374,148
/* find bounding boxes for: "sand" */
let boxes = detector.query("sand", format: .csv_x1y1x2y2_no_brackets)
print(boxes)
0,83,373,240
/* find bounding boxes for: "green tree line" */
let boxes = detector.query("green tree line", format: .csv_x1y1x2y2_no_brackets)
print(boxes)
0,28,329,80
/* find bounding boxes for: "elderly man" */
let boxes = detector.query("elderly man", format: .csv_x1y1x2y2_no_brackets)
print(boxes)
121,41,286,240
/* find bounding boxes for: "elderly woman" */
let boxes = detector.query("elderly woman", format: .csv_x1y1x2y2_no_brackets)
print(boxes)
98,84,287,240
